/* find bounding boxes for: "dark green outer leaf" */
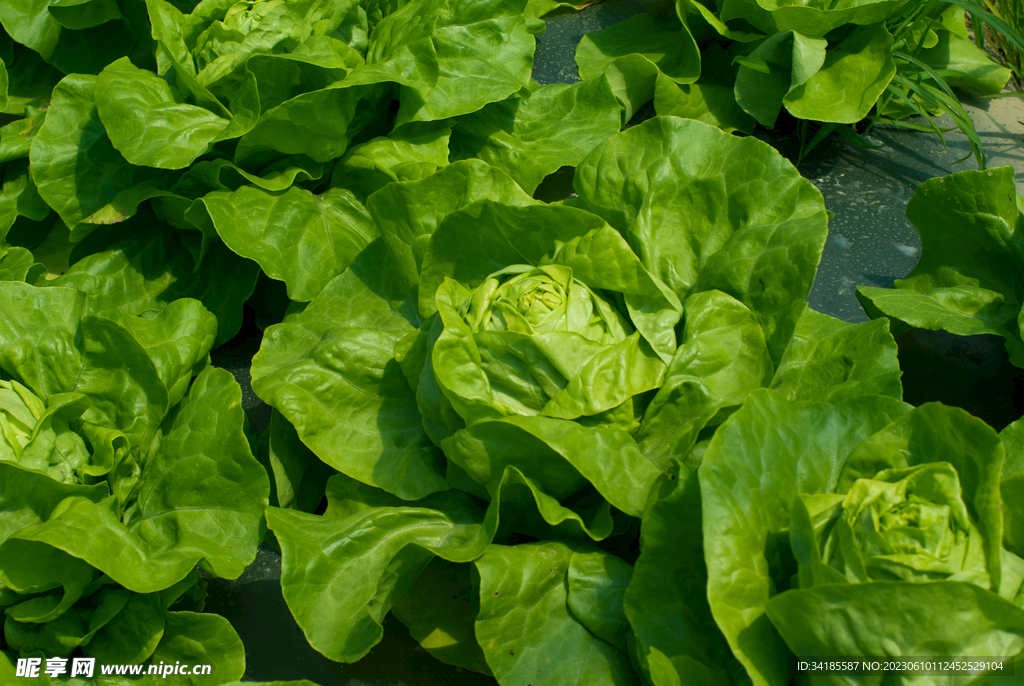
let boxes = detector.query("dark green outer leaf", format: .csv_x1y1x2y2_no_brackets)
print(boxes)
1001,419,1024,558
367,0,534,127
449,77,621,195
200,184,377,302
390,560,492,675
180,239,261,346
0,55,7,112
718,0,902,37
29,74,174,230
891,167,1023,295
263,408,333,512
644,646,733,686
442,414,662,517
266,479,490,663
52,227,258,347
116,611,246,686
86,591,164,665
0,0,140,74
2,43,63,118
855,167,1024,367
566,547,633,652
734,30,826,129
171,156,325,197
252,240,444,501
474,542,639,686
919,30,1011,96
573,116,827,364
266,465,614,664
765,582,1024,686
0,159,51,242
575,13,700,85
47,0,123,31
769,308,903,402
95,57,230,170
4,582,134,657
625,465,735,686
653,44,755,135
242,35,364,115
50,229,195,316
574,13,700,121
367,159,534,290
783,23,896,124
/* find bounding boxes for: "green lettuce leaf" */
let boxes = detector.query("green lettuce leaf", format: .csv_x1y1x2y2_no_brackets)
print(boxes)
769,308,903,402
1002,418,1024,559
782,23,896,124
573,116,829,364
449,77,621,194
252,239,444,501
919,29,1012,96
330,123,452,200
634,289,773,469
196,184,377,302
0,365,268,592
716,0,902,37
95,57,231,170
266,466,613,663
575,13,701,121
367,159,534,289
474,542,639,686
765,583,1024,685
261,408,333,512
390,559,492,674
29,74,175,231
362,0,534,127
0,0,142,75
50,225,260,346
700,389,910,685
0,55,7,112
653,45,755,134
734,30,827,129
856,166,1024,368
0,158,50,245
625,465,736,686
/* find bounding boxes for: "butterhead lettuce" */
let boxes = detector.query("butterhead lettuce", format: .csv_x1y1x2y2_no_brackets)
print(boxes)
631,388,1024,686
0,282,268,680
249,118,918,681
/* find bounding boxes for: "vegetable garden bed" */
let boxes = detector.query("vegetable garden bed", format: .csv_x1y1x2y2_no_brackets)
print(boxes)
3,0,1024,685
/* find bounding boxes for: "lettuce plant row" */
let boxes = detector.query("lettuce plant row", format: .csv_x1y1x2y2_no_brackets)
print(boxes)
250,115,1024,685
574,0,1011,163
0,1,1021,685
